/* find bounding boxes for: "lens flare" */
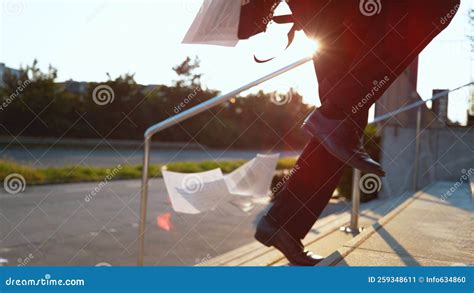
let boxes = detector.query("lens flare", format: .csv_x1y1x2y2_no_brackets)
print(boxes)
307,38,320,56
294,37,320,57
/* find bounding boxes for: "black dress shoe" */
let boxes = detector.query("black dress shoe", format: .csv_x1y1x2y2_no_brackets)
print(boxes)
255,216,323,266
302,109,385,177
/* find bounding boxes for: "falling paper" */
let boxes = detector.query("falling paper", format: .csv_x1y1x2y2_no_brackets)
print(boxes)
162,154,280,214
0,258,8,266
225,154,280,197
229,198,255,213
162,169,232,214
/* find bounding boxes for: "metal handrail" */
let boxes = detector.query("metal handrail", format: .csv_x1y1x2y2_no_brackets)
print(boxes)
137,55,313,265
136,52,473,264
371,82,473,124
144,56,313,138
345,81,473,234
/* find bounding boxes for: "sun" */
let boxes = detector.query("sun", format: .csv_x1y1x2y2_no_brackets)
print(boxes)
304,38,321,56
289,34,320,57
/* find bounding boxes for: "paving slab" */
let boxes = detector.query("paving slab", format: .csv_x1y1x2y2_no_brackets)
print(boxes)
0,178,349,266
201,193,411,266
329,182,474,266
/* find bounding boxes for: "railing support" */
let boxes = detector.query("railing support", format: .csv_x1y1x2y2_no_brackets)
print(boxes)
138,137,151,266
341,168,363,235
350,168,362,232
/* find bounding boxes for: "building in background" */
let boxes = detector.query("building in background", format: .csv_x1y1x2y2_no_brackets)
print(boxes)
0,63,21,88
374,59,473,199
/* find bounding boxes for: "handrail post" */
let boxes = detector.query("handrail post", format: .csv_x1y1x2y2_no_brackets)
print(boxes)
138,137,151,266
340,168,363,235
350,168,362,231
413,106,422,191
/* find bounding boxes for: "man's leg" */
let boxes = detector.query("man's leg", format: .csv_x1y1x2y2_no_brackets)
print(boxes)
255,110,369,265
268,0,459,240
290,0,459,115
254,1,371,265
320,0,461,115
254,136,343,266
265,107,369,240
265,137,345,240
301,0,459,175
255,0,458,265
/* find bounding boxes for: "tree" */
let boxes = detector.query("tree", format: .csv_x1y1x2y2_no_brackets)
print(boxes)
172,56,202,87
0,59,78,137
0,58,316,149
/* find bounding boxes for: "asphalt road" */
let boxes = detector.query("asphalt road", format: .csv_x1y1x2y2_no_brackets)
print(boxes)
0,179,348,266
1,146,300,167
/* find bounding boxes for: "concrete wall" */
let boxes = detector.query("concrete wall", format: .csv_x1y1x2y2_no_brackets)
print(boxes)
379,125,474,198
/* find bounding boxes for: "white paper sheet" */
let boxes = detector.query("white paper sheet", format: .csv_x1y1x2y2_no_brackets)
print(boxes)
162,169,231,214
182,0,241,47
225,154,280,197
162,154,280,214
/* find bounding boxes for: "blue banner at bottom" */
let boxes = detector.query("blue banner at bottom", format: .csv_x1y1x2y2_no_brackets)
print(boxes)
0,267,472,292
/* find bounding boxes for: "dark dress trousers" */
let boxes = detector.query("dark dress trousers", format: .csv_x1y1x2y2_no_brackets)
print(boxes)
266,0,460,240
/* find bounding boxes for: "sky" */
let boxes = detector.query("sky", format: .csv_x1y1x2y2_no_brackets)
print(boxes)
1,0,473,123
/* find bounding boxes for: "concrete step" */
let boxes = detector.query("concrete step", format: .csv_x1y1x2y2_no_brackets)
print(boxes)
199,192,413,266
319,181,474,266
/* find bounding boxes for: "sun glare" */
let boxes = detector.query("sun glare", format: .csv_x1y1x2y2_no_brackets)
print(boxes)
289,34,321,57
304,38,321,56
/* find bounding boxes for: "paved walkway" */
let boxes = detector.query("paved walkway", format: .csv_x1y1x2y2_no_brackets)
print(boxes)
202,181,473,267
321,181,474,266
201,193,411,266
0,178,346,266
